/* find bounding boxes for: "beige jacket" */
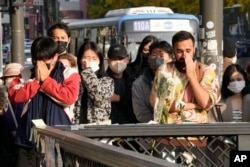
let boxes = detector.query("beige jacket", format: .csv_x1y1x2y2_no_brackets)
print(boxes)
219,94,250,122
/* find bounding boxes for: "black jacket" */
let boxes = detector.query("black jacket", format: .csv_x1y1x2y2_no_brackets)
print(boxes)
107,68,138,124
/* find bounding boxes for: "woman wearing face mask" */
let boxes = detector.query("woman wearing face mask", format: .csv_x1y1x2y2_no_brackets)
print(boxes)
106,44,137,124
220,64,250,122
75,41,114,124
127,35,158,78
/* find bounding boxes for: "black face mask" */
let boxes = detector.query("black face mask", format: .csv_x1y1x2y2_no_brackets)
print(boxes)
57,41,68,54
175,57,196,73
149,57,164,71
46,63,50,70
175,58,186,73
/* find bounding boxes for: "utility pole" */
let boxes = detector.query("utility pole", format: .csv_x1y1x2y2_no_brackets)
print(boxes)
0,7,3,73
199,0,223,83
43,0,49,34
0,0,8,71
9,0,25,65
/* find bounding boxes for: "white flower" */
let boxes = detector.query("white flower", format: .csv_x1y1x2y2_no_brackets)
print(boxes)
167,77,174,86
162,72,172,78
175,100,186,110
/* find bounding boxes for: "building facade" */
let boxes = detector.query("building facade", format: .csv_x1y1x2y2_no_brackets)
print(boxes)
1,0,88,43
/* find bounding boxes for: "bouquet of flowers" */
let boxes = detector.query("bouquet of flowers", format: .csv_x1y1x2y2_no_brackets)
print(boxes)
153,72,174,124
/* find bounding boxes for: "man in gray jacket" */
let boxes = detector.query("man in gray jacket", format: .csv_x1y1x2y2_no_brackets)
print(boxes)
132,41,173,123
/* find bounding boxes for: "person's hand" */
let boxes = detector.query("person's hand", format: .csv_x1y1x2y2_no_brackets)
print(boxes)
185,55,196,79
110,93,120,102
169,100,177,113
35,64,40,82
36,61,51,82
0,108,4,115
82,59,90,69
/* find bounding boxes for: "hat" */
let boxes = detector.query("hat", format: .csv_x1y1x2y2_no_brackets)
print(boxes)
108,44,128,59
1,63,24,78
223,37,236,58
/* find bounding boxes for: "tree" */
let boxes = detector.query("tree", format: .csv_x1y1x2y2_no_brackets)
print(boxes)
87,0,250,19
87,0,173,18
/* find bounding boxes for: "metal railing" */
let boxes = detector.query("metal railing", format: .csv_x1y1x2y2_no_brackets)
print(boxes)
34,123,250,167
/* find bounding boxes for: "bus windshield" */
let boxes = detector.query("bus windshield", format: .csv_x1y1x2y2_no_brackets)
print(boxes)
67,6,199,63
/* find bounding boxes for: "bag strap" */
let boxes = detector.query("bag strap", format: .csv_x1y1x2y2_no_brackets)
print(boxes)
210,103,223,122
7,98,18,128
215,103,224,122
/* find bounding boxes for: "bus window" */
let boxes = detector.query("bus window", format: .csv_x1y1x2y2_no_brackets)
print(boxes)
67,6,199,61
90,28,97,42
127,40,138,63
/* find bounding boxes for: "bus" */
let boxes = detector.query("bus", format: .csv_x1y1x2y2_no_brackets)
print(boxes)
67,6,199,62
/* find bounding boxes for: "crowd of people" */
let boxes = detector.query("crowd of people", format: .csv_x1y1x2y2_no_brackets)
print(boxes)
0,22,249,166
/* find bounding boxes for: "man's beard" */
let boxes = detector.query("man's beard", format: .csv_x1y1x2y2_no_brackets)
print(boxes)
175,58,186,73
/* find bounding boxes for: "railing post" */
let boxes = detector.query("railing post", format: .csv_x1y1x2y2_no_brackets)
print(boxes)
238,135,250,150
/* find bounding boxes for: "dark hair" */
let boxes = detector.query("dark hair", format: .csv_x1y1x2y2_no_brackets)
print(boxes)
172,31,195,47
223,37,236,58
246,62,250,74
221,64,249,98
47,23,71,38
134,35,158,64
77,41,106,78
31,37,58,63
129,35,158,76
149,40,173,57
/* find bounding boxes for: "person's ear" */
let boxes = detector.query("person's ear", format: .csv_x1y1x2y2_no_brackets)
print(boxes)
68,37,71,46
125,57,130,64
193,48,198,61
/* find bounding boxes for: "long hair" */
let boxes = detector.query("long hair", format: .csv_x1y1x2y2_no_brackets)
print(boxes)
132,35,158,66
76,41,106,78
221,64,249,98
129,35,158,76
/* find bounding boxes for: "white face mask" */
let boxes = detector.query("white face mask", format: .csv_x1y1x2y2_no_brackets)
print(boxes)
89,61,100,72
232,56,237,64
109,61,127,74
227,80,245,93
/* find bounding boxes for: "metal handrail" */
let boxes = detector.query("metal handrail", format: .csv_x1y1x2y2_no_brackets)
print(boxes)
53,122,250,137
35,126,183,167
35,123,250,167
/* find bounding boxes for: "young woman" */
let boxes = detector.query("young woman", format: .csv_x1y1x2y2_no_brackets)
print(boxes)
75,41,114,124
220,64,250,122
128,35,158,78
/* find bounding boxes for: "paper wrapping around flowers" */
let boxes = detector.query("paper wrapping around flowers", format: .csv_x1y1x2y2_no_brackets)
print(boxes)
152,64,211,124
153,70,174,124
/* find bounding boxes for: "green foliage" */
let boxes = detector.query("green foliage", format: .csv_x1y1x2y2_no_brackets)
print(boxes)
87,0,250,18
224,0,250,12
157,77,169,99
87,0,171,18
